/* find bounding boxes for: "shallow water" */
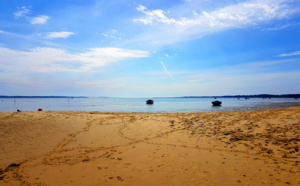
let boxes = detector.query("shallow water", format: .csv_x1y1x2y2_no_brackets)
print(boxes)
0,97,299,112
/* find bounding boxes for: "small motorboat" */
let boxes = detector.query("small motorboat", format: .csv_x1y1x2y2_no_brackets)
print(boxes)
146,99,154,104
212,100,222,106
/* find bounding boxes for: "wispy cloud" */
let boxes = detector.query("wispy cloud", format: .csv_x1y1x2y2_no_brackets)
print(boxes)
0,47,150,73
101,29,123,43
1,46,298,96
0,47,150,94
132,0,300,46
13,6,31,18
261,22,300,31
45,31,75,39
134,0,295,26
279,50,300,57
133,5,177,25
31,15,49,24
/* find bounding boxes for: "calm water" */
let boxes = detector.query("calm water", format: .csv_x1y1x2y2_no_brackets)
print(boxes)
0,97,299,113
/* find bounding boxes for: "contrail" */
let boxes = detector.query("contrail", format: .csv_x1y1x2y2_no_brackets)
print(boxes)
160,62,174,79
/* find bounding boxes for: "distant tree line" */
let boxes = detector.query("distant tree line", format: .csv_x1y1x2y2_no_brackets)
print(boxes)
0,96,87,98
180,94,300,98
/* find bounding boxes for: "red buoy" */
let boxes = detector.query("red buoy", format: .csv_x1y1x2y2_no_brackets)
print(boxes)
38,108,43,111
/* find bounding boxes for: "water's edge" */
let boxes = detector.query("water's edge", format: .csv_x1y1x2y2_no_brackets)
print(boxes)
1,98,300,113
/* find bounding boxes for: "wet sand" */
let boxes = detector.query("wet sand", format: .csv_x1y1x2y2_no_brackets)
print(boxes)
0,107,299,185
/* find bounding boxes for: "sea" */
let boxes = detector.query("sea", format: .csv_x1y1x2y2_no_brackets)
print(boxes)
1,97,300,113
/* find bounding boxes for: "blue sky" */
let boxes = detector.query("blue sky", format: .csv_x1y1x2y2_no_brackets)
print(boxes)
0,0,300,97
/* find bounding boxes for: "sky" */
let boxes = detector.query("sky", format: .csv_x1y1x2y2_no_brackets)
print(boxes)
0,0,300,97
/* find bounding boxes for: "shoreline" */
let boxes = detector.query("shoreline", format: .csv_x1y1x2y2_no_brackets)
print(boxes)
1,102,300,114
219,102,300,112
1,97,300,113
1,107,299,185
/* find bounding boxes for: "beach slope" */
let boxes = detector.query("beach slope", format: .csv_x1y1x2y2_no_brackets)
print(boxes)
0,108,299,185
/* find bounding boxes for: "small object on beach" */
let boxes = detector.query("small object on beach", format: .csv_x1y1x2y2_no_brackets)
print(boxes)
146,99,154,104
38,108,43,111
17,109,21,112
212,100,222,106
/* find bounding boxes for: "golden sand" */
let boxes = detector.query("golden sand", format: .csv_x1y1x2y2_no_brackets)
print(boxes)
0,107,299,185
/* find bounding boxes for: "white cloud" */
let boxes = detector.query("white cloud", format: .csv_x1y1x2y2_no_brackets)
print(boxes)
0,47,150,73
0,47,150,93
31,15,49,24
137,5,147,12
164,53,178,58
45,31,74,39
101,29,124,44
14,6,31,18
135,0,295,26
132,0,299,46
279,50,300,57
102,30,120,38
192,10,198,16
112,29,118,34
261,22,300,31
133,5,177,25
102,33,109,37
13,7,49,24
1,46,298,96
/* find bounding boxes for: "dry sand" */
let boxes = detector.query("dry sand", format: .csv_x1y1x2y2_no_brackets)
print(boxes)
0,107,299,185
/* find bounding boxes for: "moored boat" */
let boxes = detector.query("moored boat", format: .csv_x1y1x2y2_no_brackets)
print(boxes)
212,100,222,106
146,99,154,104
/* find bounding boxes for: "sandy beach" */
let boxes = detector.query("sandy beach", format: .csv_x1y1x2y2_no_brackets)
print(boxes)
0,107,299,185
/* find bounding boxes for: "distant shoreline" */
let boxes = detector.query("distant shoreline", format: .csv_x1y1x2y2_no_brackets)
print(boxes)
178,94,300,99
0,96,88,99
0,94,299,99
